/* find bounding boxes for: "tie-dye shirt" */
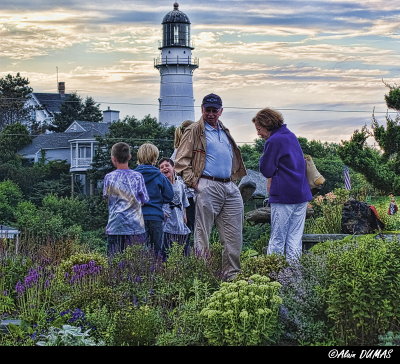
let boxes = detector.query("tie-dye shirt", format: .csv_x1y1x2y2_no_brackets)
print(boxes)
103,169,149,235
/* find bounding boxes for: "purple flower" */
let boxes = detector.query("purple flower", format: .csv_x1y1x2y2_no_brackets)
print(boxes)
15,281,25,295
68,260,102,284
69,308,85,323
24,268,40,288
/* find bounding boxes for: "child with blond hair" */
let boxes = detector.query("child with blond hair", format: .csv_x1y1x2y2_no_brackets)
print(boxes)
134,143,174,257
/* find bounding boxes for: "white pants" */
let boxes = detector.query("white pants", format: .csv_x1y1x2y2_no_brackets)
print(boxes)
267,202,308,262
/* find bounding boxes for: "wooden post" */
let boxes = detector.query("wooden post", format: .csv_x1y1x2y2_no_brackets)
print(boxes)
71,173,74,197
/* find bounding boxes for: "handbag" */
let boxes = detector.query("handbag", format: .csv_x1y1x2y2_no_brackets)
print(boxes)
304,154,325,189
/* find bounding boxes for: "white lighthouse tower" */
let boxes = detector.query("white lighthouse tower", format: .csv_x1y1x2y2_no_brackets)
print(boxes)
154,3,198,126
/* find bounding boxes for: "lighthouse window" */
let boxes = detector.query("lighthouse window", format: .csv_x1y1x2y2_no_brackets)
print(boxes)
174,25,179,44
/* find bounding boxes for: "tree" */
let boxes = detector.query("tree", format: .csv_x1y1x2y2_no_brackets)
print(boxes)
0,73,34,131
240,136,371,195
338,82,400,194
80,96,103,123
48,93,102,133
0,123,31,163
88,114,175,183
0,179,24,224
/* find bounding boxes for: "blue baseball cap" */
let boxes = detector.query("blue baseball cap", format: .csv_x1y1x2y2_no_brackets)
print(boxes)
202,93,222,109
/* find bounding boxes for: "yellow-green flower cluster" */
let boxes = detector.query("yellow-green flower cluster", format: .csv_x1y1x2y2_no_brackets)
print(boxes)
200,274,282,346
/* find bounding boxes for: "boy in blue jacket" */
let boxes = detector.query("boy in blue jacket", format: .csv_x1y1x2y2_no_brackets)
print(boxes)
135,143,174,258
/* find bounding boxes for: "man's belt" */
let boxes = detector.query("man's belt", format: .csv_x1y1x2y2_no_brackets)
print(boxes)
200,175,231,183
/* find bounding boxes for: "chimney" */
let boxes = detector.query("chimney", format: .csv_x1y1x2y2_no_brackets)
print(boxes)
58,82,65,96
102,106,120,123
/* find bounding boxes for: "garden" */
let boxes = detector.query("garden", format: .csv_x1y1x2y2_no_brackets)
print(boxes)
1,76,400,347
1,185,400,347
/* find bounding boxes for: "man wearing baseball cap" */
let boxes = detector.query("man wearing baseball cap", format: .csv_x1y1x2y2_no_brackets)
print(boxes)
174,93,247,281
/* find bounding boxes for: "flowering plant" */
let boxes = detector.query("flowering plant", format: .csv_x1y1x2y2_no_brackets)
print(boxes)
14,266,54,323
200,274,282,346
306,188,350,234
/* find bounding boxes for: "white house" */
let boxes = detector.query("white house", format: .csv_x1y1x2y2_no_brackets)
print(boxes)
18,108,120,195
24,82,70,130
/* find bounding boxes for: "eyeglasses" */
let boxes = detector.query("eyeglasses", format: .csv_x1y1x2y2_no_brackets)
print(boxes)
204,108,221,114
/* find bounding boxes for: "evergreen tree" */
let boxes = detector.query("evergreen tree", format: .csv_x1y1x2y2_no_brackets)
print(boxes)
0,73,34,131
0,123,31,163
48,92,83,132
80,96,103,123
48,93,103,132
338,82,400,194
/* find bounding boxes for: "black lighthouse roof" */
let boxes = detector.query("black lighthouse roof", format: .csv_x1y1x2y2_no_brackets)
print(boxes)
162,3,191,24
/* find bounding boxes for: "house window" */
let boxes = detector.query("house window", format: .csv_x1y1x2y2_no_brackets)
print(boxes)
78,146,91,158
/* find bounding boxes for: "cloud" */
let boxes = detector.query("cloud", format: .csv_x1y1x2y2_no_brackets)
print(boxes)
1,0,399,143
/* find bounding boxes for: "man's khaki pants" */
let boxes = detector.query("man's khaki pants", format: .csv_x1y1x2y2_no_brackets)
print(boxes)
194,178,243,280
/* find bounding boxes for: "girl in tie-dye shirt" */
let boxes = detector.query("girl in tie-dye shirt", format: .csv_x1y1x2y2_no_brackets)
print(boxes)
103,142,149,256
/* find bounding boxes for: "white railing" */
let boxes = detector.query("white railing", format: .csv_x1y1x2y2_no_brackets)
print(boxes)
71,158,92,168
154,56,199,67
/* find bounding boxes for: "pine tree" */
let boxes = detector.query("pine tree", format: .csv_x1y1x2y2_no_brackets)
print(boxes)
48,93,103,132
0,73,33,131
80,96,103,123
338,82,400,194
48,93,83,133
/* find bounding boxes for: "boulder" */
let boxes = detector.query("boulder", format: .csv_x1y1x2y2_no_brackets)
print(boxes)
238,169,267,201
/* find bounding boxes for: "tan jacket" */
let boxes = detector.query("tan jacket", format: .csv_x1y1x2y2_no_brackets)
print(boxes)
174,117,247,188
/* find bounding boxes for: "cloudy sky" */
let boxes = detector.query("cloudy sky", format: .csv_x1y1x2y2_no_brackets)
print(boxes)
1,0,400,144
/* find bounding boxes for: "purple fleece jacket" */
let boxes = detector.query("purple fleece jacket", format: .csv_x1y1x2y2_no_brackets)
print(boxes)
259,124,312,204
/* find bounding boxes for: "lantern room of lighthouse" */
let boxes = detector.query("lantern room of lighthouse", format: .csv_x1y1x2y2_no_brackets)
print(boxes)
154,2,198,126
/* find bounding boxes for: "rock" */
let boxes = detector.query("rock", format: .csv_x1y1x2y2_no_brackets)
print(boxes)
239,181,256,202
238,169,267,200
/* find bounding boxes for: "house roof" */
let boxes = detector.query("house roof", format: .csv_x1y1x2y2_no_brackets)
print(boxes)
19,121,111,156
66,121,110,137
32,93,72,114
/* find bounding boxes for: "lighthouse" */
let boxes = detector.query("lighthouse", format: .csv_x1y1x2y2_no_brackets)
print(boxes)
154,3,198,126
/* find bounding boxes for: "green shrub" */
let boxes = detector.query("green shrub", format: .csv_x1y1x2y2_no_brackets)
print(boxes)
200,274,282,346
153,243,221,309
156,278,211,346
378,331,400,346
57,252,108,282
248,228,270,255
240,253,288,281
305,188,350,234
278,251,335,345
110,305,165,346
79,229,107,254
322,236,400,345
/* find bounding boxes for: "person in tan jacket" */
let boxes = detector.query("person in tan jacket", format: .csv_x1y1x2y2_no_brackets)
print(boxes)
174,93,247,281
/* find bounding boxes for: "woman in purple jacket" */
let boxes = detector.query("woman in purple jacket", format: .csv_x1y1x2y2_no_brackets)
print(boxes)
252,108,312,261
